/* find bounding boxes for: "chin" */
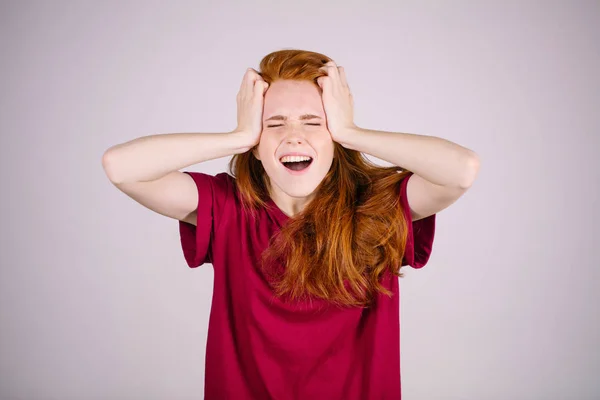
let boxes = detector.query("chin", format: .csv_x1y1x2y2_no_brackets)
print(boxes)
285,185,319,199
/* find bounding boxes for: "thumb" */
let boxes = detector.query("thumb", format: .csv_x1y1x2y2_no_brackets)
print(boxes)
255,80,269,96
259,81,269,95
317,76,326,89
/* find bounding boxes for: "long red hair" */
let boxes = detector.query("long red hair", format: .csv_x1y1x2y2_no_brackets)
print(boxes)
229,49,411,308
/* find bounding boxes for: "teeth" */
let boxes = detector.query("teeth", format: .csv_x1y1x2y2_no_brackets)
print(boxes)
280,155,312,163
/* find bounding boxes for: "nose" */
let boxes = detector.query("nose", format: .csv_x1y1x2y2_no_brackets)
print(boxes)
285,137,304,145
283,128,306,145
281,122,309,145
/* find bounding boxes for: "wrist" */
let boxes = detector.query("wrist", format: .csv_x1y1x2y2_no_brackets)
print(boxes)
229,130,257,154
336,125,363,150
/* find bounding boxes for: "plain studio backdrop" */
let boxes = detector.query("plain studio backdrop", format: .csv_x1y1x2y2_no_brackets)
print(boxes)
1,1,598,399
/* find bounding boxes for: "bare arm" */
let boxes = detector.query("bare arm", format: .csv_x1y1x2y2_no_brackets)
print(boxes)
102,130,252,184
101,68,269,225
101,131,254,225
337,127,480,221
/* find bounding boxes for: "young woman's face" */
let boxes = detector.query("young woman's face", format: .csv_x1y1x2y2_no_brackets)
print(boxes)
254,79,335,201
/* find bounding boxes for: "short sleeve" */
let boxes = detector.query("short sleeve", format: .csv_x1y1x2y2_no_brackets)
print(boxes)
400,173,436,269
178,172,233,268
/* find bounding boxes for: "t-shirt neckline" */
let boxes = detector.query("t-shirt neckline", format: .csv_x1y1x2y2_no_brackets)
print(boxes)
265,198,291,223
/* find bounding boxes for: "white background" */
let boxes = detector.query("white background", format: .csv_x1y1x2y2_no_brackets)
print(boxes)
1,1,599,399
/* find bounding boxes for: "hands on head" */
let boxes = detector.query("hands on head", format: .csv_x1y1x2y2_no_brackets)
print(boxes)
234,61,356,149
234,68,269,148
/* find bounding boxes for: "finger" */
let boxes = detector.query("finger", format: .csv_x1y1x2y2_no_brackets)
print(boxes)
239,68,252,94
319,65,339,81
245,68,259,93
317,76,329,90
254,79,269,96
338,66,349,88
241,68,262,94
319,62,341,85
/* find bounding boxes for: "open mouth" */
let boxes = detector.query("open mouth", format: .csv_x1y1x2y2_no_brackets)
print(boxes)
279,155,314,172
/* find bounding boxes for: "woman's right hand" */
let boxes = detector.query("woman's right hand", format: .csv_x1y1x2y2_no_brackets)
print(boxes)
235,68,269,148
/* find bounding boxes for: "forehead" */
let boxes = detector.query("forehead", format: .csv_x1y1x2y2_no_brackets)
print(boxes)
263,80,324,117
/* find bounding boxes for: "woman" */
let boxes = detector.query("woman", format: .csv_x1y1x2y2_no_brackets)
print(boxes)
102,49,480,399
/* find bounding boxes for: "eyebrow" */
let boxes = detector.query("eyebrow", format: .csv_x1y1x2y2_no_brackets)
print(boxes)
265,114,322,121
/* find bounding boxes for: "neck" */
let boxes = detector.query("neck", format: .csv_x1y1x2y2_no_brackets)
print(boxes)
269,185,315,217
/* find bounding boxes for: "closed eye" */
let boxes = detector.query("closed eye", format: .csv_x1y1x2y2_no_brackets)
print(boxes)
266,123,321,127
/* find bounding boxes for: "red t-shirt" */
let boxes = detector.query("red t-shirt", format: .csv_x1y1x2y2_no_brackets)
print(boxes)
178,171,436,399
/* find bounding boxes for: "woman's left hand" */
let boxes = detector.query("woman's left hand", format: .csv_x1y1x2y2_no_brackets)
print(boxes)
317,61,358,144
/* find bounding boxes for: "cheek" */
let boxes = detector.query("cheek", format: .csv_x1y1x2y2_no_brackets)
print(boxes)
317,136,335,158
257,135,273,154
257,140,279,166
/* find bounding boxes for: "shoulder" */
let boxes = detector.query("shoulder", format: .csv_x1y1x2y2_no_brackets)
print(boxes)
216,172,237,196
181,172,239,218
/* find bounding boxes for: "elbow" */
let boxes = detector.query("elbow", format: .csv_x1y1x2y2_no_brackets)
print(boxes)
458,151,480,189
102,148,122,184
